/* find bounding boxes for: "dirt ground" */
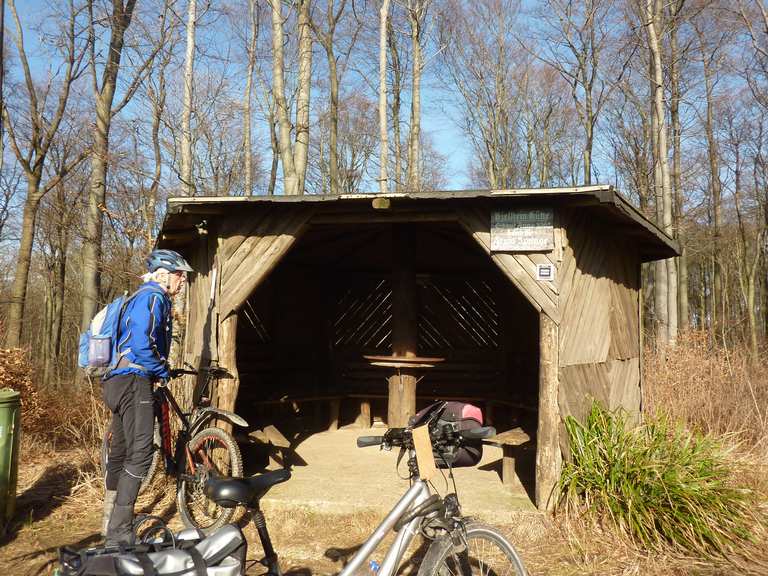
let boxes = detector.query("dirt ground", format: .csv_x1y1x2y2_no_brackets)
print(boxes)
1,430,764,576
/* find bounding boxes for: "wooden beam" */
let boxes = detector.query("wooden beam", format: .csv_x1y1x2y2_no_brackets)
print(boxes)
311,211,457,224
215,314,240,434
536,312,561,511
388,225,419,427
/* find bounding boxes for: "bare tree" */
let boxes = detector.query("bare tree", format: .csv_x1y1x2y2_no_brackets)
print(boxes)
693,13,731,341
379,0,391,193
80,0,170,330
269,0,312,195
310,0,351,195
643,0,677,347
405,0,428,190
180,0,197,196
535,0,623,185
243,0,259,195
2,0,88,347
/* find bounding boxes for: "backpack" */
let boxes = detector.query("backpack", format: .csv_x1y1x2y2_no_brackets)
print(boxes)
78,285,162,378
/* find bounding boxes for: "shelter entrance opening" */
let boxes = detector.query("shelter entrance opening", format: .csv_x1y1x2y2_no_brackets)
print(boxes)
232,221,540,494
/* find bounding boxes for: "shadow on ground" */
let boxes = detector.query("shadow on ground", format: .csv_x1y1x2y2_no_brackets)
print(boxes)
325,537,430,576
0,462,82,546
8,532,102,575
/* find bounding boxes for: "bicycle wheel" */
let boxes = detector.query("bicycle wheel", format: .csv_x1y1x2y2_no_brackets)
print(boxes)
101,421,160,495
177,426,243,533
418,521,527,576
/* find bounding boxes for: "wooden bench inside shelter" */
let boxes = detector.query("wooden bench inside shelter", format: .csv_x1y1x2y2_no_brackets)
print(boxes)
493,427,532,487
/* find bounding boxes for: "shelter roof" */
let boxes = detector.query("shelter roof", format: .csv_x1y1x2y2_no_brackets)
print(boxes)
159,185,678,262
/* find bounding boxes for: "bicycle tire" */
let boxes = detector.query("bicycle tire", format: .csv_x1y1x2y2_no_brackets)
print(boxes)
418,521,527,576
101,421,161,495
177,426,244,533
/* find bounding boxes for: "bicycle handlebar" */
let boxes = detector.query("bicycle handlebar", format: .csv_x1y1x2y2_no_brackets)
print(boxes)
356,436,384,448
459,426,496,439
356,425,496,449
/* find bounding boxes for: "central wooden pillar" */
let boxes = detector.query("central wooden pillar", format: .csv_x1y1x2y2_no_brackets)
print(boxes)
388,226,418,427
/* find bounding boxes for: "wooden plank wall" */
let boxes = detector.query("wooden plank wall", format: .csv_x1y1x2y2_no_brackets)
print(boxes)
457,206,561,322
557,208,642,431
183,228,218,370
212,206,314,413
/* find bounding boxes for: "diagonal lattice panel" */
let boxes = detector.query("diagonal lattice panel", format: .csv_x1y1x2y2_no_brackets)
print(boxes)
333,277,392,349
419,277,499,350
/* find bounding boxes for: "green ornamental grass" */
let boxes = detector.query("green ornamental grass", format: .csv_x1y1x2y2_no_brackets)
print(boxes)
558,401,756,555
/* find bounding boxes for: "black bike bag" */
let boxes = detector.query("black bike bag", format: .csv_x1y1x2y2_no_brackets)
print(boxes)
411,401,484,468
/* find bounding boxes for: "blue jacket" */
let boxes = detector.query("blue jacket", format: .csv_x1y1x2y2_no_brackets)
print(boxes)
106,281,173,381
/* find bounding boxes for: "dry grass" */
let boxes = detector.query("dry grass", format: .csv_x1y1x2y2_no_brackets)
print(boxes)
644,330,768,456
3,334,768,575
551,331,768,574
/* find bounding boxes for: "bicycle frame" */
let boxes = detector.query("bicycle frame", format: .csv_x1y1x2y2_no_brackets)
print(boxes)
338,461,433,576
155,385,193,477
155,380,248,478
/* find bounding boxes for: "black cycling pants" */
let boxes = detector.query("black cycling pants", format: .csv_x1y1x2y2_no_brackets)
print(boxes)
103,373,155,507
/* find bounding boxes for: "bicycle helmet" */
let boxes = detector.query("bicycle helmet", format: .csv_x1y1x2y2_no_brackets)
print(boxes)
146,249,193,273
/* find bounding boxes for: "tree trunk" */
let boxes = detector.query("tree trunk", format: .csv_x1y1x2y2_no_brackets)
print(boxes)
646,0,676,347
407,1,422,191
243,0,258,195
669,1,688,331
81,0,137,330
268,112,278,195
294,0,312,195
5,176,41,347
82,111,111,328
388,18,402,192
697,26,722,340
270,0,296,194
181,0,197,196
378,0,391,194
269,0,311,196
583,93,593,186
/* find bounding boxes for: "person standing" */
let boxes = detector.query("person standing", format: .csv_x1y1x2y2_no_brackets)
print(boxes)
101,249,193,545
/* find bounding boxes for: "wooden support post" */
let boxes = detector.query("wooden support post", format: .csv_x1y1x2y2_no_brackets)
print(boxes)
216,314,240,435
328,398,340,431
388,225,418,427
502,445,516,486
485,401,495,427
536,313,561,511
388,370,417,428
356,399,372,428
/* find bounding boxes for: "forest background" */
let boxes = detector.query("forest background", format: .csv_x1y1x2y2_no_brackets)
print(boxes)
2,1,768,572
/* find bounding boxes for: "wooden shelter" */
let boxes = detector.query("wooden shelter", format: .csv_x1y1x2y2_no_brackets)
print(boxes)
157,185,678,510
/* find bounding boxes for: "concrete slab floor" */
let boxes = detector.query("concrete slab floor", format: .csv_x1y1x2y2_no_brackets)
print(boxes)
258,428,540,526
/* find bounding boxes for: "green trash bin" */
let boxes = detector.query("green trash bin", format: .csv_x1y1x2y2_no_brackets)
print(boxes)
0,388,21,524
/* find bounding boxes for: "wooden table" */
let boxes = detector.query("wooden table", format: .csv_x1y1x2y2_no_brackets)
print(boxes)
362,355,445,427
493,427,532,487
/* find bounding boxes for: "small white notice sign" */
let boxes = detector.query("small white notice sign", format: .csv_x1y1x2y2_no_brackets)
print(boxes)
491,208,554,252
536,263,555,282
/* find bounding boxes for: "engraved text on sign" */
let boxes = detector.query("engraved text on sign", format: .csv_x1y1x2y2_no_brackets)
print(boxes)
491,208,554,252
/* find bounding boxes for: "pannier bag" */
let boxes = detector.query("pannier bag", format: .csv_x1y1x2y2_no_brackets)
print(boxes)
410,401,484,468
57,524,246,576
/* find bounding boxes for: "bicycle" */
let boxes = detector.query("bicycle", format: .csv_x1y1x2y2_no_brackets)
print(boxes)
102,364,249,533
205,400,527,576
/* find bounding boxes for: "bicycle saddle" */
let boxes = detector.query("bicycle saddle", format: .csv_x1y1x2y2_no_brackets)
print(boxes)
205,469,291,508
